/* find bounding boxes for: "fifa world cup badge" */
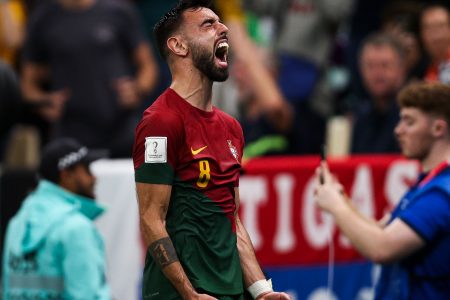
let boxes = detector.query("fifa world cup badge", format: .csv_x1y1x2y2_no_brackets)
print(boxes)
227,140,239,162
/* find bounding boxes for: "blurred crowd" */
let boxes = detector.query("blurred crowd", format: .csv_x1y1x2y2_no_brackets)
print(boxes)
1,0,450,168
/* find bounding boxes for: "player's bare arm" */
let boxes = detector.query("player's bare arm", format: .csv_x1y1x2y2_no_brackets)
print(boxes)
314,163,389,228
234,188,291,300
314,163,425,263
150,237,179,269
136,183,217,300
136,183,194,297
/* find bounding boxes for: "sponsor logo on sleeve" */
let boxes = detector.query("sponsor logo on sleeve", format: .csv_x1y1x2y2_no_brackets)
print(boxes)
145,137,167,163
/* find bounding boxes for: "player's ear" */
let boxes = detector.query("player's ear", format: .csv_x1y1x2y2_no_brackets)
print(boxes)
431,118,447,138
167,36,188,57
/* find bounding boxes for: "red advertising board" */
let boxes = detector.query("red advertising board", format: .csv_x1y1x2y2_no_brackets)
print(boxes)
239,155,419,267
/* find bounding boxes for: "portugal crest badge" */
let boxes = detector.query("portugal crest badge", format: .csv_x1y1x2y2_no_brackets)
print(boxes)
227,140,239,162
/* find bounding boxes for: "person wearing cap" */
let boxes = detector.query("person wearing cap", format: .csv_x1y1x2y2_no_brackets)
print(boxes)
2,138,111,300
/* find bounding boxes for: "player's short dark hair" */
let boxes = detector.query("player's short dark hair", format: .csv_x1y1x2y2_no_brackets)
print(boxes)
359,32,406,64
153,0,213,60
397,82,450,125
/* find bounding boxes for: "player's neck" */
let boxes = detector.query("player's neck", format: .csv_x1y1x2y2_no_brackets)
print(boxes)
170,72,213,112
421,141,450,172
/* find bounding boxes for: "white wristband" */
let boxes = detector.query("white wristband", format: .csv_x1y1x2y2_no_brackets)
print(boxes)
248,279,273,299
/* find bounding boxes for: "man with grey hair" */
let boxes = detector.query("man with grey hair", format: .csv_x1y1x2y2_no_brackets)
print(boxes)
351,33,407,153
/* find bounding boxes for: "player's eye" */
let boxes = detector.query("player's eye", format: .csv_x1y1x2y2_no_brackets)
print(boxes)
202,19,215,27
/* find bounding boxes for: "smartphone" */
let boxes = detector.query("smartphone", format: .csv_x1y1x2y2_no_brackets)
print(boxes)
319,144,326,184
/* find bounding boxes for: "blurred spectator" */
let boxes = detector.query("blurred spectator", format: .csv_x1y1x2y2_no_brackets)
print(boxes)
21,0,159,158
1,0,55,167
381,0,427,81
420,3,450,85
135,0,176,104
351,33,405,154
0,60,21,160
22,0,45,14
346,0,392,98
2,138,111,299
0,0,25,67
210,1,294,134
345,0,432,101
244,0,354,154
231,48,291,159
214,0,293,157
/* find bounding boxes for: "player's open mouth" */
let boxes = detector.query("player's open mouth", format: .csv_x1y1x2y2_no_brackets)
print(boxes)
215,41,229,68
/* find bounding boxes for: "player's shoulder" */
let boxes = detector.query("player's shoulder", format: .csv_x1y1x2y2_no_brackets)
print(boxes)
137,90,185,131
215,107,239,122
425,169,450,197
215,107,242,130
145,89,182,116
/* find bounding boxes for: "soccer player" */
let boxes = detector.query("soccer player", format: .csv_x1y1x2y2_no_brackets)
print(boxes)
132,1,290,299
314,82,450,299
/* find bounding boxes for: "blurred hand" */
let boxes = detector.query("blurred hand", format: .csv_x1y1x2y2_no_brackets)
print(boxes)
39,89,69,122
257,291,291,299
313,162,347,213
114,76,141,109
232,58,254,100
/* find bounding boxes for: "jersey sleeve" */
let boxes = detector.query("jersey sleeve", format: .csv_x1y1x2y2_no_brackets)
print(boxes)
399,189,450,242
133,110,183,184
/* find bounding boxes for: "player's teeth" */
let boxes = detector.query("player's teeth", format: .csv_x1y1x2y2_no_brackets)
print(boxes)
218,42,229,49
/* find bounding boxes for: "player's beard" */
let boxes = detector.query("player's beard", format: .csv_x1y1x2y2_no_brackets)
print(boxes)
190,41,229,82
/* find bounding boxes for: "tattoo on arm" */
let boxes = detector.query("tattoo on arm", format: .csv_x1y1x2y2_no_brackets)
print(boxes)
150,237,179,269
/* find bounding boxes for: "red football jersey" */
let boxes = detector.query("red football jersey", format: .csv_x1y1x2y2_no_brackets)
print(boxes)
133,88,245,296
